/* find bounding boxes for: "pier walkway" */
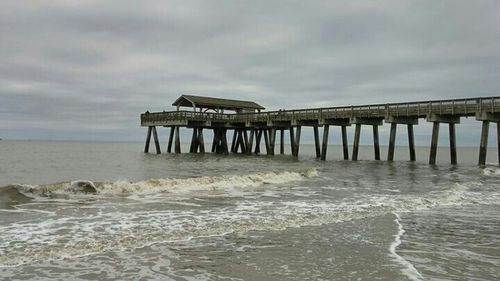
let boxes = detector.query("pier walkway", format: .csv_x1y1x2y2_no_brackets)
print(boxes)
141,96,500,165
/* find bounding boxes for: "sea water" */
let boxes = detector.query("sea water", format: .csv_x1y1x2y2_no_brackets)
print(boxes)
0,140,499,280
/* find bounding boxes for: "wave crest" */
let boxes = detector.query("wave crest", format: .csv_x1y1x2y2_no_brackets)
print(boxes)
8,168,317,198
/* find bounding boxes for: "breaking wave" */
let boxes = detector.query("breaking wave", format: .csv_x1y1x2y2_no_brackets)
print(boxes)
389,213,424,281
2,168,318,199
1,177,499,267
482,166,500,176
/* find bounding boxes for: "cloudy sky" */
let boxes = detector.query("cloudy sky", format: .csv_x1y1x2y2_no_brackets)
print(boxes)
1,1,499,145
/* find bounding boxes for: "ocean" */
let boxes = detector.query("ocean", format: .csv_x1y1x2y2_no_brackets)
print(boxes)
0,140,499,280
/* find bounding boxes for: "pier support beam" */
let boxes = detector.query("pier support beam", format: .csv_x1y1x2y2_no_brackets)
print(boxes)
385,116,418,162
230,130,237,153
408,124,416,161
270,129,276,155
313,126,321,158
144,126,152,153
293,126,302,157
142,126,163,154
350,117,383,161
387,123,397,161
320,119,351,160
289,127,295,155
476,112,500,166
449,123,457,165
167,127,175,153
212,128,229,155
479,121,489,166
373,125,380,160
211,130,217,153
197,128,205,153
263,129,270,155
352,124,361,161
174,126,181,153
342,125,349,160
243,130,249,151
429,122,440,165
426,114,460,165
152,126,161,154
255,130,262,154
234,129,246,154
320,124,349,161
321,125,329,161
280,129,285,154
189,128,198,153
233,129,240,153
246,129,255,155
222,129,229,154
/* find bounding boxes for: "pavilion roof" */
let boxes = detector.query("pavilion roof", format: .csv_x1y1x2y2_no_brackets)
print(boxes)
172,94,265,111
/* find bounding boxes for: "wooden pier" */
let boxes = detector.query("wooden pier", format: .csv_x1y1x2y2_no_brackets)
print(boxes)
141,95,500,166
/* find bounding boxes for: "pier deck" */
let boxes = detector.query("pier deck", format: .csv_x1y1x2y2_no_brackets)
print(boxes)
141,96,500,165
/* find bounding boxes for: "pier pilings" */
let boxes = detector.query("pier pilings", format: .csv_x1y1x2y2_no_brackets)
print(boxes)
426,114,460,165
350,117,383,161
319,119,350,161
386,116,418,162
476,112,500,166
144,126,161,154
142,96,500,166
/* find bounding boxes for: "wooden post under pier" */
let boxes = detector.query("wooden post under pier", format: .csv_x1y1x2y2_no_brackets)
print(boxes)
167,127,175,153
429,122,440,165
386,116,418,162
373,125,380,160
141,96,500,166
293,126,302,157
449,123,457,165
427,114,460,165
476,112,500,166
211,129,217,153
280,129,285,154
255,130,262,154
321,125,329,161
152,126,161,154
341,125,349,160
313,126,321,158
387,123,397,161
408,124,416,161
351,117,383,161
230,130,237,153
246,129,255,155
174,126,181,153
289,127,295,156
262,129,269,155
213,128,229,154
352,124,361,161
144,126,152,153
221,129,229,154
270,128,276,156
498,123,500,165
189,128,198,153
197,128,205,153
479,121,489,166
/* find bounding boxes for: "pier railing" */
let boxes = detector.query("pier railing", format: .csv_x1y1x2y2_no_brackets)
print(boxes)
142,96,500,165
141,96,500,125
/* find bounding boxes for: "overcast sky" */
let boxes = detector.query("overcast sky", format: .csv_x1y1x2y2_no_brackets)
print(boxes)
1,1,499,145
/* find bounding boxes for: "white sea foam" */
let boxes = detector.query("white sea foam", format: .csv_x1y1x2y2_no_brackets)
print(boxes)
99,170,310,194
12,169,317,199
1,177,499,267
390,213,424,281
482,166,500,176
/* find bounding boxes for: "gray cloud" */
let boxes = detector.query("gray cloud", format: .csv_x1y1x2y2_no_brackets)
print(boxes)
0,0,499,143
